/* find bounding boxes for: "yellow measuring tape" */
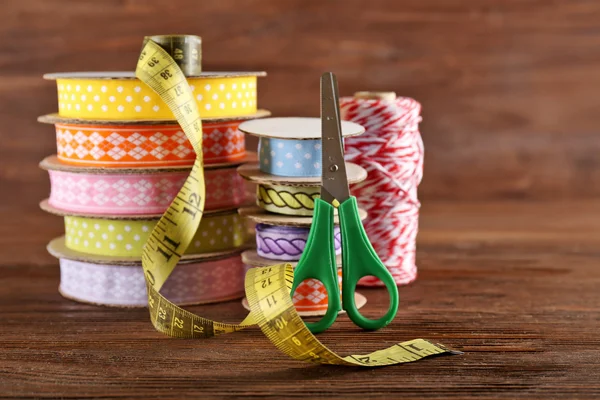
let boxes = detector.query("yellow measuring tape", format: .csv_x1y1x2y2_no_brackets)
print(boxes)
137,38,460,366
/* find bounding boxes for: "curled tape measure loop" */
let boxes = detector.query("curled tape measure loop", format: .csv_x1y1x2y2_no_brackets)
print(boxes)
137,37,460,365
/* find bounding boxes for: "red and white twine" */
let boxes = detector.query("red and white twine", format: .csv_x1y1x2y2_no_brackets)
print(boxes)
340,95,423,286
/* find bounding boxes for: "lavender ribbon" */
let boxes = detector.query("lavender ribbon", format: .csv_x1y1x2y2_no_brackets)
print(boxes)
256,223,341,261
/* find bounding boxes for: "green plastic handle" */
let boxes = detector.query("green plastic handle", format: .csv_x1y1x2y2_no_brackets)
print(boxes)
291,199,341,333
339,196,399,330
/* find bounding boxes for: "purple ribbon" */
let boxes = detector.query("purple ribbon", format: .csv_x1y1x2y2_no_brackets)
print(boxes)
256,223,342,261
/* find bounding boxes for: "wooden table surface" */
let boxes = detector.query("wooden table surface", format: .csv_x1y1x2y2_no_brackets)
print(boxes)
1,200,599,399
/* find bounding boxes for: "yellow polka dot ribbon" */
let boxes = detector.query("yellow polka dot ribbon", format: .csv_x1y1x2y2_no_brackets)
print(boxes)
52,75,260,120
64,212,246,257
257,184,321,216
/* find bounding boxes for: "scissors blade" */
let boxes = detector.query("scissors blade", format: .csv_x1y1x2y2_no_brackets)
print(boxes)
320,72,350,205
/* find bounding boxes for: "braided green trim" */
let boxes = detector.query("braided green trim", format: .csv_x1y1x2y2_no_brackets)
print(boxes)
257,185,319,210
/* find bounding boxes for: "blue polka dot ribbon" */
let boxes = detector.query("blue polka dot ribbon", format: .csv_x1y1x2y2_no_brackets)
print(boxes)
258,137,322,177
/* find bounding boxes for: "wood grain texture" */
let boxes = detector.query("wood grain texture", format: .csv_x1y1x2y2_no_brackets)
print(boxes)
1,201,600,398
2,0,600,202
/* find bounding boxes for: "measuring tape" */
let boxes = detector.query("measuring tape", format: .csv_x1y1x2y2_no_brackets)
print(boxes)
137,37,460,366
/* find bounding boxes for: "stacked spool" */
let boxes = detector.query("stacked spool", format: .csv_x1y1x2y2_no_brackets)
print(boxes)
340,92,424,286
38,35,270,307
235,117,369,316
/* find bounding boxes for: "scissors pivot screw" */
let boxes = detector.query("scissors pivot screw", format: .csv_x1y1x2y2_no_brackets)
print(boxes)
329,164,339,172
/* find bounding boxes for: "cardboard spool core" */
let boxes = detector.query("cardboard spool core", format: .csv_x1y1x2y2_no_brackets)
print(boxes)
238,206,368,227
238,117,364,140
43,71,267,80
39,153,257,174
237,162,367,186
241,249,341,267
60,288,245,310
37,110,272,126
40,198,240,220
47,236,248,266
353,91,397,101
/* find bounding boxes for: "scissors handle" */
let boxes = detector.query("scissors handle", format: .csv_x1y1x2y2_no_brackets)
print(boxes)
339,196,399,330
290,198,341,333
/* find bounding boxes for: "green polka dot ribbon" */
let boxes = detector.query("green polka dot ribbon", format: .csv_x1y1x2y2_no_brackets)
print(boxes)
64,212,246,257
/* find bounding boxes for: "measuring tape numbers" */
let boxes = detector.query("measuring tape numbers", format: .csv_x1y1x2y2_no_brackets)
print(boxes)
136,37,460,365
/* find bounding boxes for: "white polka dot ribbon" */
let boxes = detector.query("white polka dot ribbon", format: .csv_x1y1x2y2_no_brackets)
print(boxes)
258,137,323,177
63,212,246,258
48,74,261,120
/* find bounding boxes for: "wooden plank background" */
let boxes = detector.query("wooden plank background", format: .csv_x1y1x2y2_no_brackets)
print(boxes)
2,0,600,211
1,2,600,397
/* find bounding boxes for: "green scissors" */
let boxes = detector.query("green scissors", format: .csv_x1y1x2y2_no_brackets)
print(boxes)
290,72,399,333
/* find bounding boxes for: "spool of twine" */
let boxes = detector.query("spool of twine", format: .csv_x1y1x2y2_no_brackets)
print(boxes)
340,92,423,286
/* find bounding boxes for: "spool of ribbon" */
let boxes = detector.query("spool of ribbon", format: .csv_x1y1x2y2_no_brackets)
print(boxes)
255,223,341,261
39,120,253,167
242,263,342,315
59,211,246,258
58,254,244,307
44,71,266,120
256,184,320,216
340,92,423,286
240,250,364,316
238,117,364,177
258,137,323,177
42,156,246,215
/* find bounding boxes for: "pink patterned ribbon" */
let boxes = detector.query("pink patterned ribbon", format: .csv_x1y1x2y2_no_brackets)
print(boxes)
48,167,246,215
59,256,245,307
